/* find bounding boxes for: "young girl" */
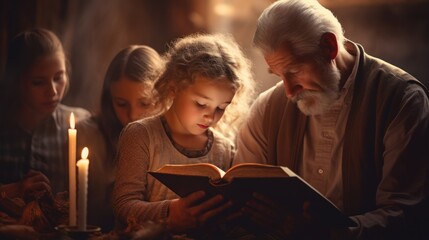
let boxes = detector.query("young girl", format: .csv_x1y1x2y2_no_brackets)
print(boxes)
76,45,164,232
113,33,255,237
0,28,90,199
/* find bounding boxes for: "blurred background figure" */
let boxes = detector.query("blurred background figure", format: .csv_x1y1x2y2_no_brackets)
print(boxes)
0,28,90,201
76,45,164,232
1,0,426,113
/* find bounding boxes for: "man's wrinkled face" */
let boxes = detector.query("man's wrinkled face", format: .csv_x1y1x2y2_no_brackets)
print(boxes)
264,46,341,115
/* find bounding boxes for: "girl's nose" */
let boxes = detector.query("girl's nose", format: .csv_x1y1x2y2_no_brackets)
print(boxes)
203,109,215,123
46,81,58,96
128,108,141,123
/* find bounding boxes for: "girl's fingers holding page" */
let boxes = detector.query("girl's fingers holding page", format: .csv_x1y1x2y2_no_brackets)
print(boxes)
192,194,224,214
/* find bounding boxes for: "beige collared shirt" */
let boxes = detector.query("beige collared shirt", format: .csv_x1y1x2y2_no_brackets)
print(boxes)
299,41,359,210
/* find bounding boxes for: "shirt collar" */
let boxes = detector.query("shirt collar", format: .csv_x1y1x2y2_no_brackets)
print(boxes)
335,40,360,106
31,108,61,135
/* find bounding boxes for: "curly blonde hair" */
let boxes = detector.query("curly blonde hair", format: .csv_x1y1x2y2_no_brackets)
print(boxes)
154,33,255,141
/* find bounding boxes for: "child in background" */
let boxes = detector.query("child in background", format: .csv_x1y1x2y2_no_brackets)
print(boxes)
0,28,90,200
112,33,255,238
76,45,164,232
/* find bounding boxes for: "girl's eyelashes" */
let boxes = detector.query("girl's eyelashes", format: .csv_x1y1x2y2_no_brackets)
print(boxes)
54,73,65,82
195,101,207,108
216,107,226,113
195,99,230,112
139,99,152,107
114,99,127,107
30,78,44,86
218,103,230,110
114,99,153,108
29,74,66,86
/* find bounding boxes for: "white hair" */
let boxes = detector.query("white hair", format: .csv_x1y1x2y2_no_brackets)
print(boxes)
253,0,345,58
294,60,341,115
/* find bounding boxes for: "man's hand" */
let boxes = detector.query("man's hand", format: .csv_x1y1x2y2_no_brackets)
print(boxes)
241,192,331,239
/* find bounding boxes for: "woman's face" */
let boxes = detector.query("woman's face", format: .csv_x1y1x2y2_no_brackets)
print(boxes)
20,52,67,118
110,76,157,126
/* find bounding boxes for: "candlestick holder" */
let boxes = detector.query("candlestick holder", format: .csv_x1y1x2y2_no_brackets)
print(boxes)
55,224,101,240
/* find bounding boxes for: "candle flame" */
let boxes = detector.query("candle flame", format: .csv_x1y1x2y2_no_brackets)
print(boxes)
81,147,89,159
70,112,75,129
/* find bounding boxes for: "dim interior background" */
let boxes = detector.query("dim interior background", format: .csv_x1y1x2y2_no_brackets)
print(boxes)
1,0,428,113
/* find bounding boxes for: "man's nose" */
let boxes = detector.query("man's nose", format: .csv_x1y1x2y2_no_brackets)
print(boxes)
282,78,303,98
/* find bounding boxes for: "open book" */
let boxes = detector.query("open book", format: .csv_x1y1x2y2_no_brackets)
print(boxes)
149,163,355,227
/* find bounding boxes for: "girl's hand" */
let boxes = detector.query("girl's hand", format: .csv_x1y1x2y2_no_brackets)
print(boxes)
167,191,232,234
19,170,51,200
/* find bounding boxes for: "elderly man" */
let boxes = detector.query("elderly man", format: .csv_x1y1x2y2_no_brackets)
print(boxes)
233,0,429,239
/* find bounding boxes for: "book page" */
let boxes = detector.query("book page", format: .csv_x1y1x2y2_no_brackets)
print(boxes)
153,163,226,180
223,163,296,181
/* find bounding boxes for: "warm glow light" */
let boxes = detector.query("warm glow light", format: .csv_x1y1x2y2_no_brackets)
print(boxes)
76,146,89,231
81,147,89,159
68,112,77,226
214,3,234,17
70,112,75,129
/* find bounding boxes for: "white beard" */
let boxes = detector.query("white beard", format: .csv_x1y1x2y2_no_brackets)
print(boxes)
292,63,341,116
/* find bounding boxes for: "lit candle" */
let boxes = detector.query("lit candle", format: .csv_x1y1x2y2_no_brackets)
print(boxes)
68,112,77,226
77,147,89,231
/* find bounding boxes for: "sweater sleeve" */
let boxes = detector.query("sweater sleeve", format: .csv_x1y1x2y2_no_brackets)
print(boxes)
233,86,273,165
233,85,277,165
113,122,170,226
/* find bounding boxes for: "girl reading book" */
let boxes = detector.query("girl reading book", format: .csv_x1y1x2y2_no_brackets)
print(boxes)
112,33,255,238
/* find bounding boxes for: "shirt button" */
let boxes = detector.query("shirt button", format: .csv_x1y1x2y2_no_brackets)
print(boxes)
318,168,324,174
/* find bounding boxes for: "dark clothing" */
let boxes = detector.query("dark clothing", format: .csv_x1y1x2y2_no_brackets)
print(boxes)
0,104,90,193
234,43,429,239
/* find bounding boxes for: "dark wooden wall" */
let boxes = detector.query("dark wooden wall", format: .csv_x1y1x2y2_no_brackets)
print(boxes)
332,1,429,87
1,0,428,112
0,0,208,112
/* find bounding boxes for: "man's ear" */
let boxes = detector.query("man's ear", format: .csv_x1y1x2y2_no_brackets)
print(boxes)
319,32,338,60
